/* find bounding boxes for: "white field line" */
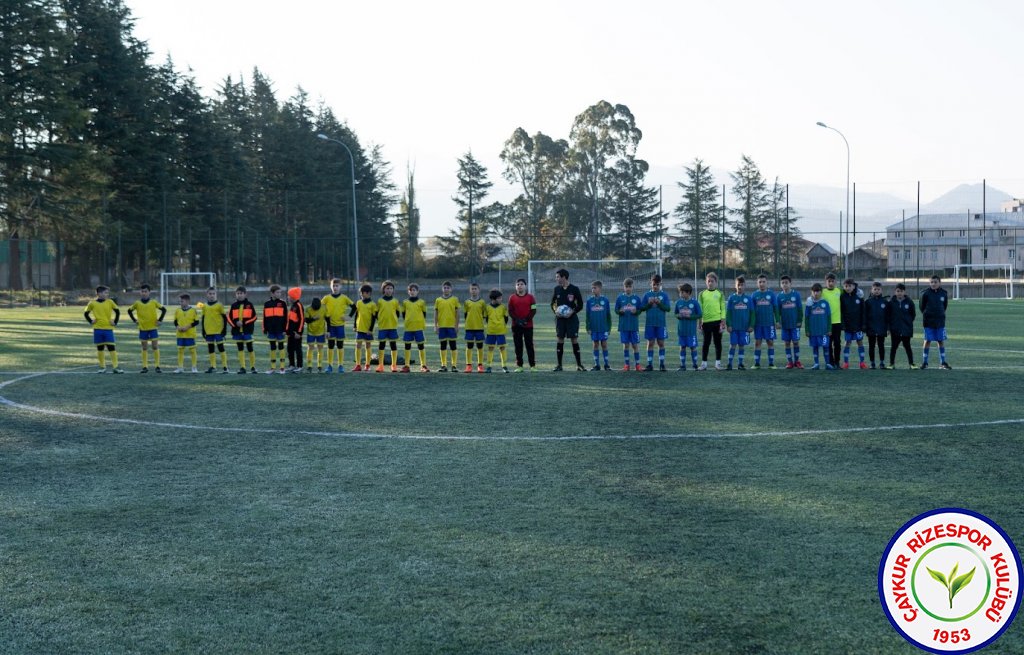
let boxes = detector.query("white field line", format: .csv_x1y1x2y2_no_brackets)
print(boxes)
1,370,1023,441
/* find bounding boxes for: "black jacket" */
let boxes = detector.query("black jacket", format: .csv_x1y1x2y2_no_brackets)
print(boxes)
888,296,916,338
863,296,890,337
839,291,865,332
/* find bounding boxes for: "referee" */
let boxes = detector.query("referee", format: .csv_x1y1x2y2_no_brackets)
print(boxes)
551,268,585,371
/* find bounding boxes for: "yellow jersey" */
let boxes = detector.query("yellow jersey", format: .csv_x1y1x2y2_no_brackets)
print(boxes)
434,295,460,328
305,306,326,337
821,286,842,325
484,302,508,335
174,306,199,339
354,298,378,333
463,298,486,331
86,298,119,329
201,301,227,336
128,298,164,331
322,293,353,327
376,297,400,330
402,298,427,331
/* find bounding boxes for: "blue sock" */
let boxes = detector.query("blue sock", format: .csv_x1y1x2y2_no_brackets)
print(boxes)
768,348,775,366
939,345,946,363
602,349,608,365
691,351,699,367
755,349,761,365
923,347,930,364
623,347,629,366
785,346,792,362
647,349,653,365
843,344,850,363
658,347,665,365
793,344,800,362
858,344,865,363
813,347,820,366
738,347,745,366
728,347,735,366
634,350,640,364
593,349,599,366
680,350,686,365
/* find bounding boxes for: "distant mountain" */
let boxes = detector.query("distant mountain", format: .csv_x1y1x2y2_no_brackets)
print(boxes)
921,183,1012,214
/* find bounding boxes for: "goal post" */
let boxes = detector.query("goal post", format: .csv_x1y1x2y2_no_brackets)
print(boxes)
159,271,217,306
526,259,663,296
952,263,1015,300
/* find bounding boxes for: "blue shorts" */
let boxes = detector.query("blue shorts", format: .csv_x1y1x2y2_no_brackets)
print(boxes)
644,326,668,341
177,338,196,347
205,334,224,343
729,331,750,346
328,325,346,340
138,329,159,341
484,334,506,346
924,327,947,342
677,335,698,348
781,328,801,343
844,331,864,342
232,333,253,342
754,325,776,341
619,330,639,344
93,329,115,345
809,335,829,348
266,332,285,341
307,334,326,344
438,327,457,340
378,329,399,341
356,331,374,341
403,330,425,343
465,329,485,342
590,331,609,343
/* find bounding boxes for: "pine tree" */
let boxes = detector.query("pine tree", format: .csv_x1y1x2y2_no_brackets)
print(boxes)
602,157,663,260
673,159,720,276
394,167,421,279
729,155,770,273
443,151,493,277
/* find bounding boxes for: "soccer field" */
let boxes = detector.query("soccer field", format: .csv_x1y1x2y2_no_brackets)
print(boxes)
1,302,1023,654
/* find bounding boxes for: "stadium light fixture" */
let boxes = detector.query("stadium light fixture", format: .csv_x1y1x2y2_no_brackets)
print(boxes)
816,121,850,279
317,133,360,283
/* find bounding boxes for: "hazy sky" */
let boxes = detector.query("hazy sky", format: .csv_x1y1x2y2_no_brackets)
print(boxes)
125,0,1024,236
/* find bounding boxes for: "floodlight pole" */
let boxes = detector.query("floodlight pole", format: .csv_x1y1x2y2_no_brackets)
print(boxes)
317,134,360,284
816,121,850,279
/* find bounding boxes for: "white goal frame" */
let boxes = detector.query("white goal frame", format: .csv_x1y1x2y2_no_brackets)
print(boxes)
159,271,216,306
952,263,1015,300
526,259,663,296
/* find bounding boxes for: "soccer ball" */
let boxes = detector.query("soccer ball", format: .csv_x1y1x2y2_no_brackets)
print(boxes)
555,305,572,318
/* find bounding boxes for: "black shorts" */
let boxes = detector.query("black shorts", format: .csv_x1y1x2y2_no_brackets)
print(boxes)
555,315,579,339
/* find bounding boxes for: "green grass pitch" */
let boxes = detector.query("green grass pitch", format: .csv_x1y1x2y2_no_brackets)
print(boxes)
1,302,1023,654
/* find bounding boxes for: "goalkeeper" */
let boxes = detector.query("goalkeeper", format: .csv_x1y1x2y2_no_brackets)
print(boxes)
507,278,536,371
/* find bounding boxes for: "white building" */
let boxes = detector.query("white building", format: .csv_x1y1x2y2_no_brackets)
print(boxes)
886,213,1023,275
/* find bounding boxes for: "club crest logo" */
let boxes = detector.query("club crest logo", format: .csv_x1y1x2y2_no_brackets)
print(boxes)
879,508,1021,653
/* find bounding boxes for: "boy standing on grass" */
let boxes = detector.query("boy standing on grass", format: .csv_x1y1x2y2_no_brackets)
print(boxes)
697,272,726,371
463,282,487,373
322,278,353,373
201,286,229,374
821,273,843,366
585,281,612,371
262,285,288,375
863,281,889,369
614,278,643,371
507,278,536,372
751,274,777,369
401,283,429,373
434,281,461,372
376,280,401,373
551,269,585,372
483,288,510,373
640,274,671,371
888,283,917,369
804,283,833,370
725,276,753,370
127,283,166,373
839,279,867,369
227,286,258,374
776,275,803,369
285,288,305,373
173,293,199,374
85,285,123,374
674,283,702,371
920,275,952,370
352,284,377,371
304,297,326,373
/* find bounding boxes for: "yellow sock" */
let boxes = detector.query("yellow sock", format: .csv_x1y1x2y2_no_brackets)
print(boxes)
178,348,185,368
238,349,246,369
189,347,197,367
306,347,313,367
499,348,507,366
110,350,118,368
278,341,287,368
337,343,344,366
269,349,277,368
248,350,256,368
153,349,160,367
209,352,217,368
439,350,447,367
465,348,472,366
477,347,484,365
141,349,149,368
220,351,228,368
450,349,457,367
97,349,106,368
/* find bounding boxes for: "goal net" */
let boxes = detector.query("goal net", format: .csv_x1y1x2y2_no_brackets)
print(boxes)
160,271,217,306
526,259,663,296
952,263,1015,300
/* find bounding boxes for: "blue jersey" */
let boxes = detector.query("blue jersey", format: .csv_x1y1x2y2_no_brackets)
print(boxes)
585,296,611,334
725,293,753,332
775,290,803,330
674,299,701,338
750,290,777,328
640,290,672,329
805,299,832,337
614,293,642,332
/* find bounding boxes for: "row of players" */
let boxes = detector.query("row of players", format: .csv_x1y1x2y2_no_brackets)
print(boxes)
82,270,952,374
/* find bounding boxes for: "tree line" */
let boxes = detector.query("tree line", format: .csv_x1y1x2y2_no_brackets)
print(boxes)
1,0,803,290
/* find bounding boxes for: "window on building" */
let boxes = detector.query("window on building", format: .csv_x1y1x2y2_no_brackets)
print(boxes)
891,249,899,260
959,230,966,237
894,231,901,238
931,249,938,261
905,250,912,260
1000,229,1007,236
1009,249,1016,261
937,230,945,237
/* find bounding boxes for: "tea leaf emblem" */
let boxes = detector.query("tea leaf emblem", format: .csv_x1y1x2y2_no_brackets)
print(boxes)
927,563,976,609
